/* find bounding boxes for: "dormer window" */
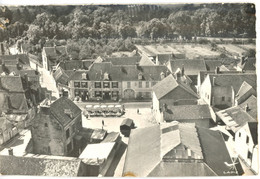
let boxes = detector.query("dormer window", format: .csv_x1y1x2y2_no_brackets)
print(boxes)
64,109,74,119
138,72,143,80
104,72,109,80
82,73,87,80
160,72,165,79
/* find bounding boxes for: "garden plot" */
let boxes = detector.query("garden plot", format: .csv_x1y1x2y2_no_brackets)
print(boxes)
168,44,221,59
238,44,256,50
217,44,247,56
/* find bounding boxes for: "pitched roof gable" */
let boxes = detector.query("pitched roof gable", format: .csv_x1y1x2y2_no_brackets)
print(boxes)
209,73,256,93
0,76,24,92
239,95,257,120
124,122,235,177
169,59,207,76
152,74,198,100
43,46,67,58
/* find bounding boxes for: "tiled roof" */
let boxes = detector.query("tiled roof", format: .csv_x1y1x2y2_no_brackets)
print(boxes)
0,116,13,130
152,74,198,100
162,104,212,122
0,54,30,65
0,155,82,176
168,59,207,76
216,106,256,133
209,73,256,93
123,125,161,177
239,95,257,120
236,81,256,104
156,54,174,65
124,122,236,177
205,60,223,72
148,161,216,176
58,59,94,70
237,57,256,71
103,56,141,66
43,46,67,58
0,76,24,92
50,97,81,126
197,127,236,176
69,62,168,81
9,93,28,111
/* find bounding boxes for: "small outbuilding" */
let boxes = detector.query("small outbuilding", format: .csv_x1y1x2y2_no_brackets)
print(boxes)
120,118,135,137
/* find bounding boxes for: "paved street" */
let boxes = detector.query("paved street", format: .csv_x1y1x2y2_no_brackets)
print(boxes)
78,102,155,177
38,68,59,100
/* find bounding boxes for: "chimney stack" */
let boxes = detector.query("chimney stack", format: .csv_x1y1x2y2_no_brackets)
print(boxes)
245,104,249,112
212,77,216,86
8,148,13,156
215,66,220,74
162,103,167,112
181,64,185,76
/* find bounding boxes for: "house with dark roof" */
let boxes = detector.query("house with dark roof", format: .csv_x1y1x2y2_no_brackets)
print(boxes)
199,73,256,109
166,59,207,83
31,97,83,156
66,62,169,101
152,73,198,122
98,56,141,66
123,122,238,177
160,104,216,128
0,155,87,176
235,57,256,72
42,46,67,71
216,95,258,174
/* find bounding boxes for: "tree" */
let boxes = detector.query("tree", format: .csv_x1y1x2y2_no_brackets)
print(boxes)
119,25,137,39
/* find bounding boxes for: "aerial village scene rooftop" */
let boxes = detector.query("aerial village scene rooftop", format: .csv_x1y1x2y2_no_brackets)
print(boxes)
0,3,258,177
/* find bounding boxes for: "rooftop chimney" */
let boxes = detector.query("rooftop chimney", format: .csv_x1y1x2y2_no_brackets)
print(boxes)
162,103,168,112
181,64,185,76
8,148,13,156
212,77,216,86
245,104,249,112
215,66,220,74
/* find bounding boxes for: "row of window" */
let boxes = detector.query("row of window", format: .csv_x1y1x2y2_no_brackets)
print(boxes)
94,91,119,97
74,81,158,89
74,81,119,88
127,81,157,88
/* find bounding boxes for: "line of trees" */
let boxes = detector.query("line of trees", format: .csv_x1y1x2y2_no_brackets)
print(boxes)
0,4,256,59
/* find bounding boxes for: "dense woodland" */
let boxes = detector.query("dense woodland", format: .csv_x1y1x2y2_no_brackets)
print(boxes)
0,4,256,59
